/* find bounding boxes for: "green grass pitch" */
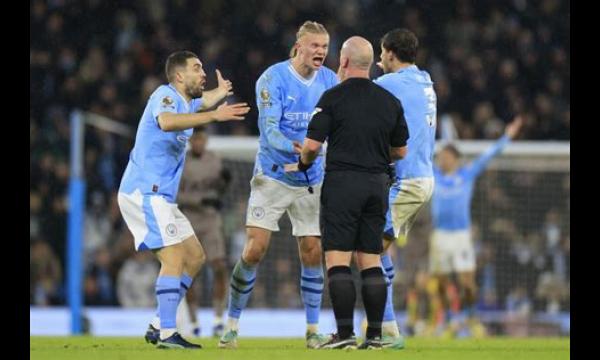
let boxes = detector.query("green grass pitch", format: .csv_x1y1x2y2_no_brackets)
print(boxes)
31,336,569,360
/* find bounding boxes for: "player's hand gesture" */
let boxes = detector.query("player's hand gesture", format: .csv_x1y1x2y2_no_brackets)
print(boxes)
215,69,234,100
292,141,303,154
214,101,250,121
505,115,523,139
284,163,299,172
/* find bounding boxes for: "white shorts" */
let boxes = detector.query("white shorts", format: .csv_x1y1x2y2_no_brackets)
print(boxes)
246,172,321,237
118,190,195,251
384,177,434,241
429,229,476,274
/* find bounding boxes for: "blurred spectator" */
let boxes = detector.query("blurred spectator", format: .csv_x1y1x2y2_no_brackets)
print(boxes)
543,209,567,278
477,242,499,311
223,201,249,266
404,268,433,337
84,248,117,306
116,251,159,307
83,191,112,263
30,239,62,306
535,272,568,314
506,286,532,318
30,191,43,239
478,289,500,311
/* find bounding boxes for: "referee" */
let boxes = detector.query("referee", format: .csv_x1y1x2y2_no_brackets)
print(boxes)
286,36,409,349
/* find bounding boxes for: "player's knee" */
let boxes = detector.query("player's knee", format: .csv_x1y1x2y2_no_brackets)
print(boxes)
300,241,322,266
243,228,270,265
242,243,267,265
156,245,185,273
185,248,206,273
197,250,206,267
159,257,184,275
382,236,394,251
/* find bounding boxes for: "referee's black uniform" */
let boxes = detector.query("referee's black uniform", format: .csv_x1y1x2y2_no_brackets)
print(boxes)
306,77,409,255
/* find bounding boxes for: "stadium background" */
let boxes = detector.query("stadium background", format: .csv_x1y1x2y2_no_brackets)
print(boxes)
30,0,569,337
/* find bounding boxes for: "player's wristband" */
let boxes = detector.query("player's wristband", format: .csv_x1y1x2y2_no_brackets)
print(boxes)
298,159,313,172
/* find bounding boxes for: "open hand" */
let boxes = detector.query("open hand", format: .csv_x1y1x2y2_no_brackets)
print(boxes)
215,69,234,99
506,115,523,139
214,101,250,121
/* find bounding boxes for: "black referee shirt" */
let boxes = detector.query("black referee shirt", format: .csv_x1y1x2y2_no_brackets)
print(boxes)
306,77,409,174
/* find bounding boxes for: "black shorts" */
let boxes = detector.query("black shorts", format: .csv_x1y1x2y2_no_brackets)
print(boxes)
320,170,389,254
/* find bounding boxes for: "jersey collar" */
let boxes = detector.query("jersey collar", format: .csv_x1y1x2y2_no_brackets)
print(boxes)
396,64,418,74
288,61,317,87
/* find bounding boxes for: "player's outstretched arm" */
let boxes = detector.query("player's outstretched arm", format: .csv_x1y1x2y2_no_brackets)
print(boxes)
468,115,523,178
199,69,234,110
158,102,250,131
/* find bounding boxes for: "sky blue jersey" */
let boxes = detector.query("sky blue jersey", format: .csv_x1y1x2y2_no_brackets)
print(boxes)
255,60,338,186
374,65,437,180
119,84,203,202
431,135,511,230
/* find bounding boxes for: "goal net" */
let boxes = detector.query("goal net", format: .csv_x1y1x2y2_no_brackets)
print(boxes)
205,137,570,317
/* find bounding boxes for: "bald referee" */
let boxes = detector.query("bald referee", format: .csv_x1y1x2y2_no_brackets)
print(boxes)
286,36,409,350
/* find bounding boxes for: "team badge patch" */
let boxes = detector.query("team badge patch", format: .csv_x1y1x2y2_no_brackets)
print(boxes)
259,88,271,108
251,207,265,220
161,96,175,109
166,223,178,237
260,88,270,101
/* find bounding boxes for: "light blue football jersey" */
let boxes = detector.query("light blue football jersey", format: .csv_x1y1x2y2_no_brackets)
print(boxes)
254,60,338,186
432,135,511,230
119,84,203,202
374,65,437,180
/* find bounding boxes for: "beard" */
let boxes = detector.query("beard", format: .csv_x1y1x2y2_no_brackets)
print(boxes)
185,82,203,99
